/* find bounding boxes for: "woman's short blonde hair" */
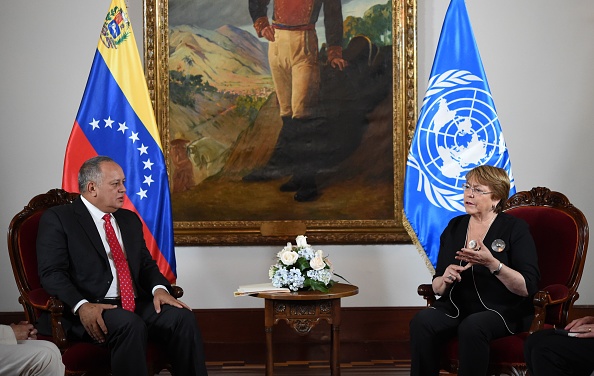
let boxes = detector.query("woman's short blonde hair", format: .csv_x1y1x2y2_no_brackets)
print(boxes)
465,165,510,213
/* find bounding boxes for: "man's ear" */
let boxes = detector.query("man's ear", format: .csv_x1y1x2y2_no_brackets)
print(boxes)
86,182,98,196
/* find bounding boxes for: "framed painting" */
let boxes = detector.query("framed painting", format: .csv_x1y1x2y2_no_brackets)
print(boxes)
143,0,417,245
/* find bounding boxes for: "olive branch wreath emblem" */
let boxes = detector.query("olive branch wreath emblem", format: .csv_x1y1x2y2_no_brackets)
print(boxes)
410,69,484,212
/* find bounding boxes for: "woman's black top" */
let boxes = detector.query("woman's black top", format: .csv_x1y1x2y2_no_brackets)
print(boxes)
433,212,540,333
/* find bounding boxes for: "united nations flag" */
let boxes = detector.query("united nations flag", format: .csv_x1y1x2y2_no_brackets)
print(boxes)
403,0,515,270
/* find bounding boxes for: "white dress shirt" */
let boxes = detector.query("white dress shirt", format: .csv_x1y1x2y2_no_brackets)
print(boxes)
73,196,165,313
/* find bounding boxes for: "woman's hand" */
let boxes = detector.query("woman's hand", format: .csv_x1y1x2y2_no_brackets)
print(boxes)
433,263,471,295
455,239,529,296
443,263,471,284
455,239,499,270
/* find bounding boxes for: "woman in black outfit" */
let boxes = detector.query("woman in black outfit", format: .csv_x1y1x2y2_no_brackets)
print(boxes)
409,165,540,375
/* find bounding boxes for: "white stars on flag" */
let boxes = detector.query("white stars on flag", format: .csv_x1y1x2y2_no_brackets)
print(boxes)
136,188,148,200
104,117,114,128
143,175,154,186
90,119,100,130
129,132,139,143
137,144,148,155
143,159,154,170
117,122,128,134
86,114,159,200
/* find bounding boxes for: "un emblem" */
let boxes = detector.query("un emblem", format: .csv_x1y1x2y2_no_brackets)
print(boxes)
408,69,508,212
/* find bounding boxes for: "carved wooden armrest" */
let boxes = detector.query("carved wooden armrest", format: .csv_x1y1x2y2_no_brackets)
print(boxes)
171,285,184,299
417,283,436,306
20,288,68,349
529,284,572,334
47,297,68,350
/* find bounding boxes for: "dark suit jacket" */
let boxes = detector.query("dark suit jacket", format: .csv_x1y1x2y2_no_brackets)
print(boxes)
36,197,171,336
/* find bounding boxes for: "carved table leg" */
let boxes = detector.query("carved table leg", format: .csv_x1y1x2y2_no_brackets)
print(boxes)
331,298,341,375
263,295,346,375
265,299,274,376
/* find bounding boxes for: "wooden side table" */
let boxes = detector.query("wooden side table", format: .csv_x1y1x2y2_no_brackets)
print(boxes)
254,283,359,376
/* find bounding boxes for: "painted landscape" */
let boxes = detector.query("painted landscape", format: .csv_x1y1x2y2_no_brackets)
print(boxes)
167,0,395,222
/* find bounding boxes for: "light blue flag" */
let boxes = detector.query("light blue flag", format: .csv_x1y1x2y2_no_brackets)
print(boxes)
403,0,515,271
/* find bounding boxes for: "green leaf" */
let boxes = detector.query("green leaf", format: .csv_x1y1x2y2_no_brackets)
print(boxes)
296,257,310,270
304,279,329,293
333,273,352,284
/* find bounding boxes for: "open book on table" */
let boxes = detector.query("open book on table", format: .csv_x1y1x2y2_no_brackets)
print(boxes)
234,283,290,297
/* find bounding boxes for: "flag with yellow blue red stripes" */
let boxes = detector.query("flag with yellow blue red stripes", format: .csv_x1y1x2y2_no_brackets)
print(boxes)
62,0,176,282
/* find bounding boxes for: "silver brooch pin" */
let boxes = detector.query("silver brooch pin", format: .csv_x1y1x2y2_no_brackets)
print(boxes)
492,239,506,252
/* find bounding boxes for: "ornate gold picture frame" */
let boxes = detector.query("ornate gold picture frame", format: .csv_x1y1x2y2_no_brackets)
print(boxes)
143,0,417,245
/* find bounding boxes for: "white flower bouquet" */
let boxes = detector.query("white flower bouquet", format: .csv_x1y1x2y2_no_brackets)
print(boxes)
269,235,346,292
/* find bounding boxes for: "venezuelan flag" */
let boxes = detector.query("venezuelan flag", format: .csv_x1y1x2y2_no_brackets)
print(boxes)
62,0,176,283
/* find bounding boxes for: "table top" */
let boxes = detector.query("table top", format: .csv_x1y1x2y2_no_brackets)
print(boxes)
254,283,358,301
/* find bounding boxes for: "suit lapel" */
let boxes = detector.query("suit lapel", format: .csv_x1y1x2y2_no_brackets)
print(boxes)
73,198,110,264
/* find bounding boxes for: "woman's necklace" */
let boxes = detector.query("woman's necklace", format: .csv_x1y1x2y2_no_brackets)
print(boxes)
466,213,497,250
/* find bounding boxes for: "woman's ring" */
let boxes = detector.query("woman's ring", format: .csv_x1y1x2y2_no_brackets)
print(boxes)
589,328,592,332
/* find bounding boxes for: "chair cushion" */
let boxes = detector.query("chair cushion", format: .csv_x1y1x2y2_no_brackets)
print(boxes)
489,332,530,363
60,340,169,374
61,342,110,374
441,324,554,368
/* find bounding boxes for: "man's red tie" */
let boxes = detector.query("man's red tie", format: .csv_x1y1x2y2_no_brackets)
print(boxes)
103,214,136,312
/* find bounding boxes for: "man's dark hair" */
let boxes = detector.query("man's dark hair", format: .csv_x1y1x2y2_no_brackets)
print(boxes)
78,156,116,193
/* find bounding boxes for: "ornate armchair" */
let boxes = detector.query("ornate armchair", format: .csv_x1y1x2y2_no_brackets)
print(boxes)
417,187,589,376
7,188,183,375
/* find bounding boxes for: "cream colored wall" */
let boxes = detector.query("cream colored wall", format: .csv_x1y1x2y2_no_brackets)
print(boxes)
1,0,593,312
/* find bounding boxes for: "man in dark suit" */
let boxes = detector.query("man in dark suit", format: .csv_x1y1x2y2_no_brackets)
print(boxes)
37,156,208,376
